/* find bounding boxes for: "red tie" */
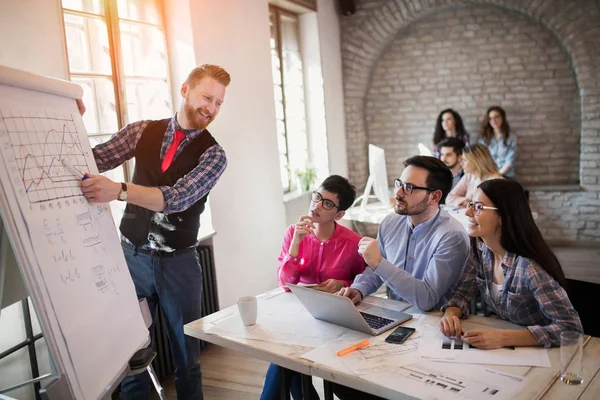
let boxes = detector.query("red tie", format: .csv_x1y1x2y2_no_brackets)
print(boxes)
161,130,185,173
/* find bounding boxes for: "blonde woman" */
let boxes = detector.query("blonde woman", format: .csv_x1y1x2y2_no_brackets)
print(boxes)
446,144,504,208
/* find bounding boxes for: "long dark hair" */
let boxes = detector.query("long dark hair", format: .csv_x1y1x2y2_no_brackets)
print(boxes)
480,106,511,146
433,108,469,145
472,179,567,289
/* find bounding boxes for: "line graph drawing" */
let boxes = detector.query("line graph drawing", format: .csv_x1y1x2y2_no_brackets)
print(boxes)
0,107,92,204
357,337,420,360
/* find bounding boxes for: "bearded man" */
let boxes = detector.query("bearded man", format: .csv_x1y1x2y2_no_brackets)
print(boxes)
337,156,469,312
83,64,231,400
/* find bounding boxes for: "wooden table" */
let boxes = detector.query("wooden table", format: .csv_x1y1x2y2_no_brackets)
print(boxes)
185,289,600,399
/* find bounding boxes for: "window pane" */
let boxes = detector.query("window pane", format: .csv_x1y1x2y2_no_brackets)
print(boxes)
120,22,168,78
64,13,112,75
72,77,119,135
281,15,300,52
88,135,126,227
117,0,161,24
271,50,282,85
62,0,103,15
280,14,308,182
280,154,290,192
125,78,172,122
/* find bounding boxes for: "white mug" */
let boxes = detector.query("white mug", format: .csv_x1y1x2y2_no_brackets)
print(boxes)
237,296,257,326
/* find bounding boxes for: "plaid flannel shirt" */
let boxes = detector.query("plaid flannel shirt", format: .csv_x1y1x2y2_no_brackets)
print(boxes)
93,115,227,216
442,240,582,348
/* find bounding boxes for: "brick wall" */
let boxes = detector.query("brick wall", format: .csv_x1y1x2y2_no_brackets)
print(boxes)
341,0,600,243
365,5,579,185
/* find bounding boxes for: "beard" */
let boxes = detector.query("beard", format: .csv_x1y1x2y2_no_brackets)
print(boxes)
444,160,458,169
183,102,214,130
394,193,430,216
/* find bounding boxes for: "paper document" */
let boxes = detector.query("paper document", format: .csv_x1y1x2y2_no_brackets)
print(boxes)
420,330,551,367
304,348,526,400
302,313,436,375
379,362,527,400
205,292,352,348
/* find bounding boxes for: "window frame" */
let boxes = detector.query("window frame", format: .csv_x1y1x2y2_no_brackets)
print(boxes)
270,4,311,193
61,0,173,181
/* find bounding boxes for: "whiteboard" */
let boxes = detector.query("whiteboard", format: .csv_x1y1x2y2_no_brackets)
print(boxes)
0,65,148,399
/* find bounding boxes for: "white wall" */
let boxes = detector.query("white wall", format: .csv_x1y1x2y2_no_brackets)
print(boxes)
187,0,288,307
0,1,67,397
284,192,312,226
0,0,68,79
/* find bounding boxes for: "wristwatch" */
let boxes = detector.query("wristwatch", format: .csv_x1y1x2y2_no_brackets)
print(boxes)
117,182,128,201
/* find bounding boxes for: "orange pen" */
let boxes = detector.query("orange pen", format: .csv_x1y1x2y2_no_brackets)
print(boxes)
337,339,370,357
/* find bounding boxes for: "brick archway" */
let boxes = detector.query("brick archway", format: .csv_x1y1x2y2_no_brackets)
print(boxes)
341,0,600,242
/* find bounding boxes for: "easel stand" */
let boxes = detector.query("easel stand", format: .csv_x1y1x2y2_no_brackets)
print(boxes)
0,65,151,400
0,344,164,400
127,349,166,400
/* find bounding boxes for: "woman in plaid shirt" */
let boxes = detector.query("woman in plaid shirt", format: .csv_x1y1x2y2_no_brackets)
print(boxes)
440,179,582,349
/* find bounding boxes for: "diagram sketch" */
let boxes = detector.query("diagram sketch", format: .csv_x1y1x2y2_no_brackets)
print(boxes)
420,330,550,367
0,107,92,205
385,362,526,400
339,333,422,375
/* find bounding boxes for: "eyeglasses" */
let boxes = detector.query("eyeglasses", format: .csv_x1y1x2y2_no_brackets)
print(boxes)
311,191,339,210
394,179,435,196
466,201,498,216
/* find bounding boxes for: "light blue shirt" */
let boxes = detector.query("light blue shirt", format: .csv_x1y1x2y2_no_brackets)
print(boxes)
478,135,517,178
351,208,469,311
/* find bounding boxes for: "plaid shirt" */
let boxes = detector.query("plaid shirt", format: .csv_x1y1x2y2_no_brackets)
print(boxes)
93,115,227,216
442,240,582,348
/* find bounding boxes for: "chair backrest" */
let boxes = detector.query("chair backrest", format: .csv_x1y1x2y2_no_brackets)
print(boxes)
566,279,600,337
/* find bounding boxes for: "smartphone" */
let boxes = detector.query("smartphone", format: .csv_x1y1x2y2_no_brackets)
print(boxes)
384,326,416,344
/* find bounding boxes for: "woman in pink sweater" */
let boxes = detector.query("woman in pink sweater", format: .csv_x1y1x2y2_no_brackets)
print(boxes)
277,175,366,293
262,175,366,400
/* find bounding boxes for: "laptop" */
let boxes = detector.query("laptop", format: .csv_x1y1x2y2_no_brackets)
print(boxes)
287,284,412,335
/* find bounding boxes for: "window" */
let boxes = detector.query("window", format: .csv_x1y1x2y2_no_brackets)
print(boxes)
61,0,172,222
269,6,309,193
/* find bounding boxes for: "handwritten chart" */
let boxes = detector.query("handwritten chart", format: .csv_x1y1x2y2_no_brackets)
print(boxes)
420,330,550,367
0,82,147,400
0,108,91,208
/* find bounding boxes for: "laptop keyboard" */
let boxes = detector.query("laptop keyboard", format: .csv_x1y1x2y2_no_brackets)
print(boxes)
360,311,394,329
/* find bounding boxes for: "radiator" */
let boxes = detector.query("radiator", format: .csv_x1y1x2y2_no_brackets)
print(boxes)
153,245,220,380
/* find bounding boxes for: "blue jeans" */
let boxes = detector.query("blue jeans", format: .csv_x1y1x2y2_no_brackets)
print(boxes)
260,363,319,400
120,244,203,400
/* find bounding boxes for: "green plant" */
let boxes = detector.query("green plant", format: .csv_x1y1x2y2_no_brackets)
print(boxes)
296,167,317,192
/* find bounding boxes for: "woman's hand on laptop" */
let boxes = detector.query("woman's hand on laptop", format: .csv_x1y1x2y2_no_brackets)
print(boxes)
314,279,344,294
336,287,362,304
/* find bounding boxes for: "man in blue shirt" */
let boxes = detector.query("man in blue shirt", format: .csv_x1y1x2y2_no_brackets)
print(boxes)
338,155,469,312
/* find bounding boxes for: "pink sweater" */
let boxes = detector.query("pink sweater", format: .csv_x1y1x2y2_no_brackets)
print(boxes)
277,223,366,289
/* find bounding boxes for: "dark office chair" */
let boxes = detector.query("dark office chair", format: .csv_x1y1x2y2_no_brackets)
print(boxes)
566,279,600,337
